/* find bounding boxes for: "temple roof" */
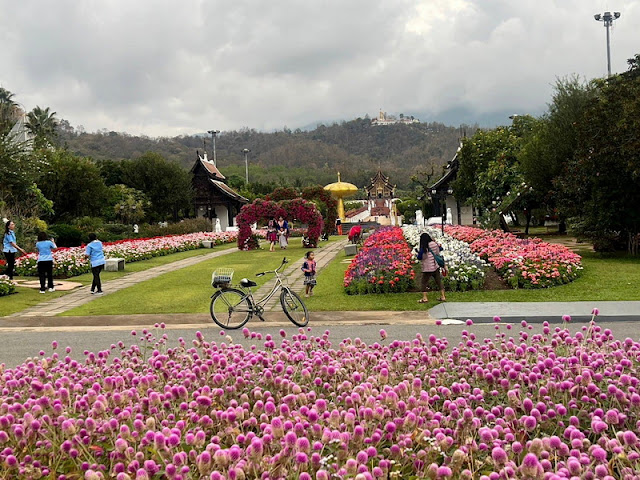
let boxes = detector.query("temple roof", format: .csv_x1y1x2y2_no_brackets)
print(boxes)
366,169,395,192
191,152,226,180
430,143,462,191
210,179,248,203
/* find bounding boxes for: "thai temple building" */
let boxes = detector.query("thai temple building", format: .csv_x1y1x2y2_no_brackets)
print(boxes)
345,170,402,226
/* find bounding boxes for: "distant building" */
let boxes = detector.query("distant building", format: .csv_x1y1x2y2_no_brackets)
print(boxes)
7,110,34,151
371,110,419,126
428,143,474,225
191,152,248,231
345,170,402,226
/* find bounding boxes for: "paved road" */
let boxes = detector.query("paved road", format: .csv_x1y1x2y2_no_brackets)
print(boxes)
2,318,638,369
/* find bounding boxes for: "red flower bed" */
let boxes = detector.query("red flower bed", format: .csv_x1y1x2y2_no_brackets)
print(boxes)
344,227,415,294
446,226,582,288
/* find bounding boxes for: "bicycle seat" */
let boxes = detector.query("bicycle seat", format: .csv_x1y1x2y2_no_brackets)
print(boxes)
240,278,257,288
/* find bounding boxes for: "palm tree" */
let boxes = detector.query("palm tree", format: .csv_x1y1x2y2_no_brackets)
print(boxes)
26,106,58,147
0,87,19,135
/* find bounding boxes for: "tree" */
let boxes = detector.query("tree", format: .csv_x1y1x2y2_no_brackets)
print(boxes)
39,149,108,221
0,87,19,136
109,185,147,225
26,106,58,148
556,57,640,252
519,76,596,230
120,152,193,222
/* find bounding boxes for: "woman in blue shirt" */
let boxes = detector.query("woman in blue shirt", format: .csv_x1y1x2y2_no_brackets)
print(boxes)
35,232,57,293
3,220,27,280
85,233,105,294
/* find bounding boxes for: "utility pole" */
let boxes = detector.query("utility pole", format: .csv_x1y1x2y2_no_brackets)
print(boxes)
594,11,621,76
242,148,251,184
207,130,220,165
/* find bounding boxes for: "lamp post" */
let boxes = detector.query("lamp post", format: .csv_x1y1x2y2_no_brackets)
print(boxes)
594,11,621,76
207,130,220,165
242,148,251,184
431,187,453,232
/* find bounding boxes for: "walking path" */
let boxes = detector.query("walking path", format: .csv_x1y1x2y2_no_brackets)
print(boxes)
255,238,349,311
8,247,239,317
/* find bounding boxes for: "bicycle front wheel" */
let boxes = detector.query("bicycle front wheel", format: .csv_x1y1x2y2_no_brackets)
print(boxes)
210,288,252,329
280,288,309,327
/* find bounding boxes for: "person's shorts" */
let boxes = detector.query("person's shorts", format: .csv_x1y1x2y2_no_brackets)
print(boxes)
421,270,443,291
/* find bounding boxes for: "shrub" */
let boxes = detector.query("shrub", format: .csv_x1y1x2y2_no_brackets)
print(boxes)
0,275,16,296
48,224,83,247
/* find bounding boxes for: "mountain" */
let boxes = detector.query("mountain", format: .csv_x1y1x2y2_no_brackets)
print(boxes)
58,117,476,190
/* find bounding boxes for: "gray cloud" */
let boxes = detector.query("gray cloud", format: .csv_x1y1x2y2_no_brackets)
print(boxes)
1,0,637,136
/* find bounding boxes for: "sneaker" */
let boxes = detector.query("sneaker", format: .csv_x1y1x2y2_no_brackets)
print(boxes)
39,290,46,294
90,291,95,295
49,287,55,292
95,291,104,295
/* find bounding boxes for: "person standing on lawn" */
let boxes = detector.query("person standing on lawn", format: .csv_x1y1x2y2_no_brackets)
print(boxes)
3,220,27,280
417,232,446,303
267,217,278,252
302,251,317,297
35,232,57,293
277,216,289,249
85,233,105,294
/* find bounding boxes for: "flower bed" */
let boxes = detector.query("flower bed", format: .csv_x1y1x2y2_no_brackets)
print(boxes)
1,314,640,479
446,226,583,288
14,231,238,278
0,275,16,296
403,226,487,292
344,227,415,294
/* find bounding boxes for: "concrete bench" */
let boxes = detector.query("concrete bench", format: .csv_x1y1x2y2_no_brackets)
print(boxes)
344,244,358,256
105,258,125,272
202,240,215,248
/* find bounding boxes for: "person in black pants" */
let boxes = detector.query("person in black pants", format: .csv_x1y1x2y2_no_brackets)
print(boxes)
35,232,57,293
3,220,27,280
85,233,105,294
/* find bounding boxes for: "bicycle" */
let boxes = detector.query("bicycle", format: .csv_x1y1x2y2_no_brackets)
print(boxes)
209,258,309,329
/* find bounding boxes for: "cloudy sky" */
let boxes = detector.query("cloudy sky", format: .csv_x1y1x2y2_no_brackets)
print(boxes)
1,0,637,136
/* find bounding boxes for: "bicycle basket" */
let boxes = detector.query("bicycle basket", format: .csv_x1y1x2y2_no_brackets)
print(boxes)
212,268,234,287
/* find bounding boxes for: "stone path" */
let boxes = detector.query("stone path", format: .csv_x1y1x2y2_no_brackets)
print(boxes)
9,247,238,317
252,238,349,311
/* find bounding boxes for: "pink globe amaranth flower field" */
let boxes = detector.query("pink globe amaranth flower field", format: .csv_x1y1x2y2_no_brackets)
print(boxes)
1,317,640,479
14,231,238,278
344,227,415,295
445,226,583,289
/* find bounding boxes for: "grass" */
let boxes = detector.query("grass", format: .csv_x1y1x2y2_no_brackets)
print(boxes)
62,240,337,316
304,249,640,311
0,245,235,317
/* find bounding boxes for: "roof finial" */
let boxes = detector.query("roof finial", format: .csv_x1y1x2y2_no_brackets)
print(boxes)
337,172,341,182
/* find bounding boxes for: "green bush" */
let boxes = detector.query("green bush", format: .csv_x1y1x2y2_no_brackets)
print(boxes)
139,218,214,237
49,224,83,247
0,276,16,296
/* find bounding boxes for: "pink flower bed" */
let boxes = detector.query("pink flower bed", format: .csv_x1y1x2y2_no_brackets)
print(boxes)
1,315,640,479
446,226,582,288
344,227,415,294
15,232,238,278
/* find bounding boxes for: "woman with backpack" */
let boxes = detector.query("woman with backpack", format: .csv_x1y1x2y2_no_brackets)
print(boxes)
417,232,446,303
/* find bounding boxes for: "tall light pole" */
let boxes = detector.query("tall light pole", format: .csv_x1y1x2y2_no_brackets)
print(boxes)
207,130,220,165
594,11,621,76
242,148,251,184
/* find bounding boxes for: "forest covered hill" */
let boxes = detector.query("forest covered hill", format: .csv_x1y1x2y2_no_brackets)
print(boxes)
58,117,476,190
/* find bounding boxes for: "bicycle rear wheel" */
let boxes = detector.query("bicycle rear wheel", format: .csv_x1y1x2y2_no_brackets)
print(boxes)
210,288,252,329
280,288,309,327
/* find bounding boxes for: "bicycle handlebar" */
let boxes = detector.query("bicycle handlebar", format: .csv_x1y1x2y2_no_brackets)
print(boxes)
255,258,288,277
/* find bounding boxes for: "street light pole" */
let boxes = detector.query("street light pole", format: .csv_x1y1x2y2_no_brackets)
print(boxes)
594,11,621,76
242,148,251,184
207,130,220,166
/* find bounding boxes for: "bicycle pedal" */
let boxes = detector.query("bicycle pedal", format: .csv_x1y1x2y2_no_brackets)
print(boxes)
258,315,266,322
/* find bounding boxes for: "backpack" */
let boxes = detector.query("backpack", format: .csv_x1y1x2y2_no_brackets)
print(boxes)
427,246,445,268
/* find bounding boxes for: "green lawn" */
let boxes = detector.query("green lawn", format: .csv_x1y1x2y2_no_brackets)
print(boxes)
304,250,640,311
0,245,235,317
62,241,335,316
